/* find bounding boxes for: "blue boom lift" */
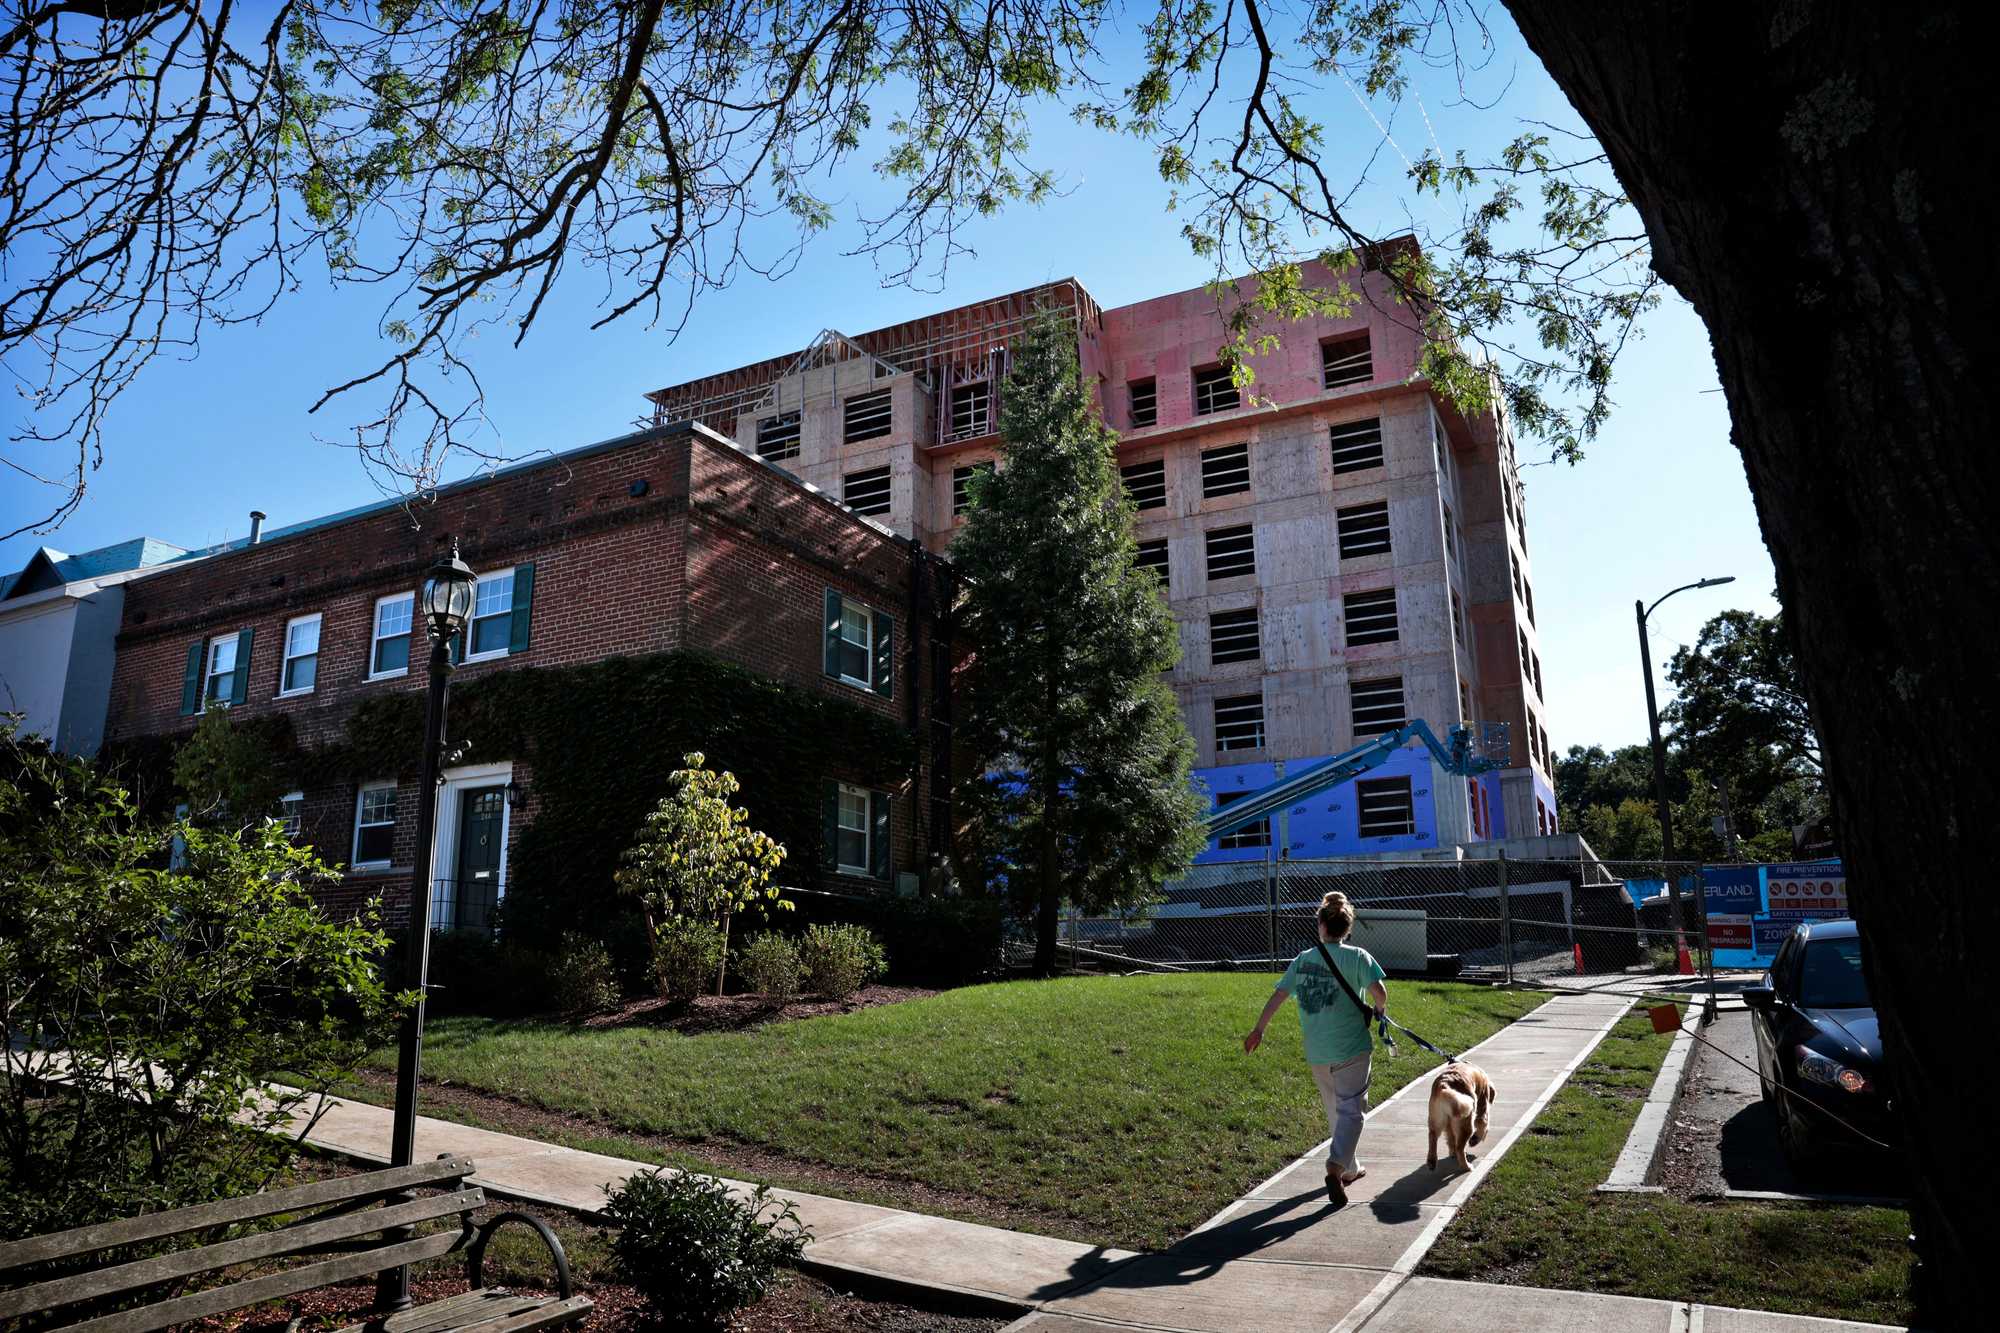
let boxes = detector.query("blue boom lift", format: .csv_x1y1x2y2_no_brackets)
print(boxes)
1200,720,1510,844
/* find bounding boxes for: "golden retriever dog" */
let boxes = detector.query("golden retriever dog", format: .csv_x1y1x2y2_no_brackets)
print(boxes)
1427,1061,1496,1172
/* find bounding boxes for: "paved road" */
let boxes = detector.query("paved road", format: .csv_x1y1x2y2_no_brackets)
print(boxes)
1666,1009,1902,1200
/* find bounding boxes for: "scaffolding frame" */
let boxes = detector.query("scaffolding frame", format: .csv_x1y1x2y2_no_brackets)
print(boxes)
646,279,1103,443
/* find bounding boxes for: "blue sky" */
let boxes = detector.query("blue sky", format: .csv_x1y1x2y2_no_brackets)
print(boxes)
0,8,1776,751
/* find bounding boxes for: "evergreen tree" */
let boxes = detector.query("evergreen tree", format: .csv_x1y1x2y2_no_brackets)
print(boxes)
952,312,1206,973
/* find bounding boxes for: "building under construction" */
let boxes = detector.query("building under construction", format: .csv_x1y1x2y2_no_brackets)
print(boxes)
647,253,1558,860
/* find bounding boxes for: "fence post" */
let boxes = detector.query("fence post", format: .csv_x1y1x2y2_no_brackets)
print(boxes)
1497,850,1513,986
1066,908,1078,975
1696,866,1719,1019
1266,854,1279,967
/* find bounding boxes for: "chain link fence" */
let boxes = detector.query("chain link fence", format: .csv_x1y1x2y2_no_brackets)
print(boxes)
1026,854,1722,992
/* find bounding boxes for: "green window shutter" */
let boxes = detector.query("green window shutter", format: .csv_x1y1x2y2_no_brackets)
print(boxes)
872,610,894,699
820,781,840,871
229,628,253,705
449,627,465,665
869,790,891,880
179,640,206,716
509,563,536,653
822,589,842,678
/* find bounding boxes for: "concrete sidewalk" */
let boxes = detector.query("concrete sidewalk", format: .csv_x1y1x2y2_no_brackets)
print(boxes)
997,991,1898,1333
279,1090,1133,1313
281,989,1901,1331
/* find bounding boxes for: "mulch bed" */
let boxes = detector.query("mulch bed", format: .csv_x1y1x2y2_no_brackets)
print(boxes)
194,1269,1001,1332
575,985,937,1034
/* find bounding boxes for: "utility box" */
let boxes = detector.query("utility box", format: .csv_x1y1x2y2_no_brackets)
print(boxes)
1351,908,1428,973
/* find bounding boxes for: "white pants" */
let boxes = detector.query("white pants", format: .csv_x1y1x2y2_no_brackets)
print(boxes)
1312,1052,1372,1173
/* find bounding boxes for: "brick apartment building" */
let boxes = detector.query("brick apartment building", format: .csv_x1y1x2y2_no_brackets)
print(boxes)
100,421,955,929
647,251,1556,861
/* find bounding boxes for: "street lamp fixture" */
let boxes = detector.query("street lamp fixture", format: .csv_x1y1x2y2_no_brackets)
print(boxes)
378,540,475,1314
1635,575,1736,941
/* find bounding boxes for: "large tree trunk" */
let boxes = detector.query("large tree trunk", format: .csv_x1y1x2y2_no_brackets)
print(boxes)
1508,4,1997,1322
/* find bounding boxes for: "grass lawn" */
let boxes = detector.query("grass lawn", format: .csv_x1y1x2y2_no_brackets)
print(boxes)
1420,1007,1912,1326
358,974,1541,1250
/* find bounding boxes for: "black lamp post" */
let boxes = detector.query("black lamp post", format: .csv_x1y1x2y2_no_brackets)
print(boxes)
377,540,476,1313
1636,575,1735,939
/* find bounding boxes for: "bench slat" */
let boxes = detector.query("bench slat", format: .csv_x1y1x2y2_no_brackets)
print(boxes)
0,1155,477,1275
0,1188,481,1320
333,1287,545,1333
47,1228,467,1333
454,1294,595,1333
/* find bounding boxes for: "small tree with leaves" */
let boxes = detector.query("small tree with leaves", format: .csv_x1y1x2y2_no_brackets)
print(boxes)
952,312,1207,973
171,708,292,830
0,728,401,1238
615,753,788,995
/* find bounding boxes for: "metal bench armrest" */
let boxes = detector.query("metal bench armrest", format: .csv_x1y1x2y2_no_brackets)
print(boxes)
467,1211,575,1300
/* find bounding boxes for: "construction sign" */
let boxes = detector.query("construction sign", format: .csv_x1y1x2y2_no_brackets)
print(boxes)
1764,860,1846,918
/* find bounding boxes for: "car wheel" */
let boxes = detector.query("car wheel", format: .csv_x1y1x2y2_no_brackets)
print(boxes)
1776,1088,1823,1178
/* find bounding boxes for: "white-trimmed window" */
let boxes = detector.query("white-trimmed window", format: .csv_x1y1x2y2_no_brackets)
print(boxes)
836,784,871,874
467,570,515,659
822,589,894,698
353,784,397,867
371,593,414,678
201,631,242,710
278,791,304,838
279,614,321,695
824,781,891,879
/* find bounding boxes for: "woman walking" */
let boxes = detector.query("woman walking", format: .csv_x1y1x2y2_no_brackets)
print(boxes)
1242,891,1388,1207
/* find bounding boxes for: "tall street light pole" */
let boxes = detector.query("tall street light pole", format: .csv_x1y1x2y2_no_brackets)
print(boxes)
377,541,476,1315
1636,576,1736,941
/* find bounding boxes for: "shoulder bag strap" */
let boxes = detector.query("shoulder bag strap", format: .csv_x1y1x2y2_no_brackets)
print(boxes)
1314,941,1376,1021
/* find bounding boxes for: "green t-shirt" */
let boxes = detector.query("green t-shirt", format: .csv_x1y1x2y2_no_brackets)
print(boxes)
1278,943,1387,1065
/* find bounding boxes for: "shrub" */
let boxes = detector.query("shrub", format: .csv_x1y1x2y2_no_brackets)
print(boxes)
790,893,1006,986
616,753,789,993
0,731,398,1239
737,932,802,1004
653,917,727,1002
421,929,556,1017
603,1168,809,1329
798,922,886,1000
548,932,621,1017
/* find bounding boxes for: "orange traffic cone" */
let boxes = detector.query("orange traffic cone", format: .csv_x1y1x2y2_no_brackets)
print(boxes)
1572,943,1586,976
1675,937,1694,974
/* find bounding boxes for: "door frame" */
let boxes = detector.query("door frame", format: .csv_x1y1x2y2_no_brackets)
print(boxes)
431,761,513,928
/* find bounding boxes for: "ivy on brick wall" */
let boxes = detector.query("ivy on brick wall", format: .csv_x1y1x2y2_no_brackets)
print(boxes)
108,650,915,971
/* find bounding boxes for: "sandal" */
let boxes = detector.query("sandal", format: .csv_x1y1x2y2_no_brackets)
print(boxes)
1325,1163,1347,1208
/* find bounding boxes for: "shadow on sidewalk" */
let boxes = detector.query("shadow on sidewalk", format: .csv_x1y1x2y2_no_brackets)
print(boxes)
1024,1163,1467,1304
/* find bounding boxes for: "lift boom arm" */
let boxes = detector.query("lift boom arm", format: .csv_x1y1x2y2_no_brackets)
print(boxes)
1201,721,1504,842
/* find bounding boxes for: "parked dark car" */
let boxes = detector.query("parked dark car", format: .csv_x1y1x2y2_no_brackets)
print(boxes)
1741,918,1895,1167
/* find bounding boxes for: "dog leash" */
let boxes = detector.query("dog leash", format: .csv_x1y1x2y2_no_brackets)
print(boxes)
1313,940,1460,1062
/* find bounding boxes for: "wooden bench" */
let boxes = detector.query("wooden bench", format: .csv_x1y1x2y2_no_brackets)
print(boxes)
0,1155,593,1333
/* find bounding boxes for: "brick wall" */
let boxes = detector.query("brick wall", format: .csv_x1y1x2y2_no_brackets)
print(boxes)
105,422,950,924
